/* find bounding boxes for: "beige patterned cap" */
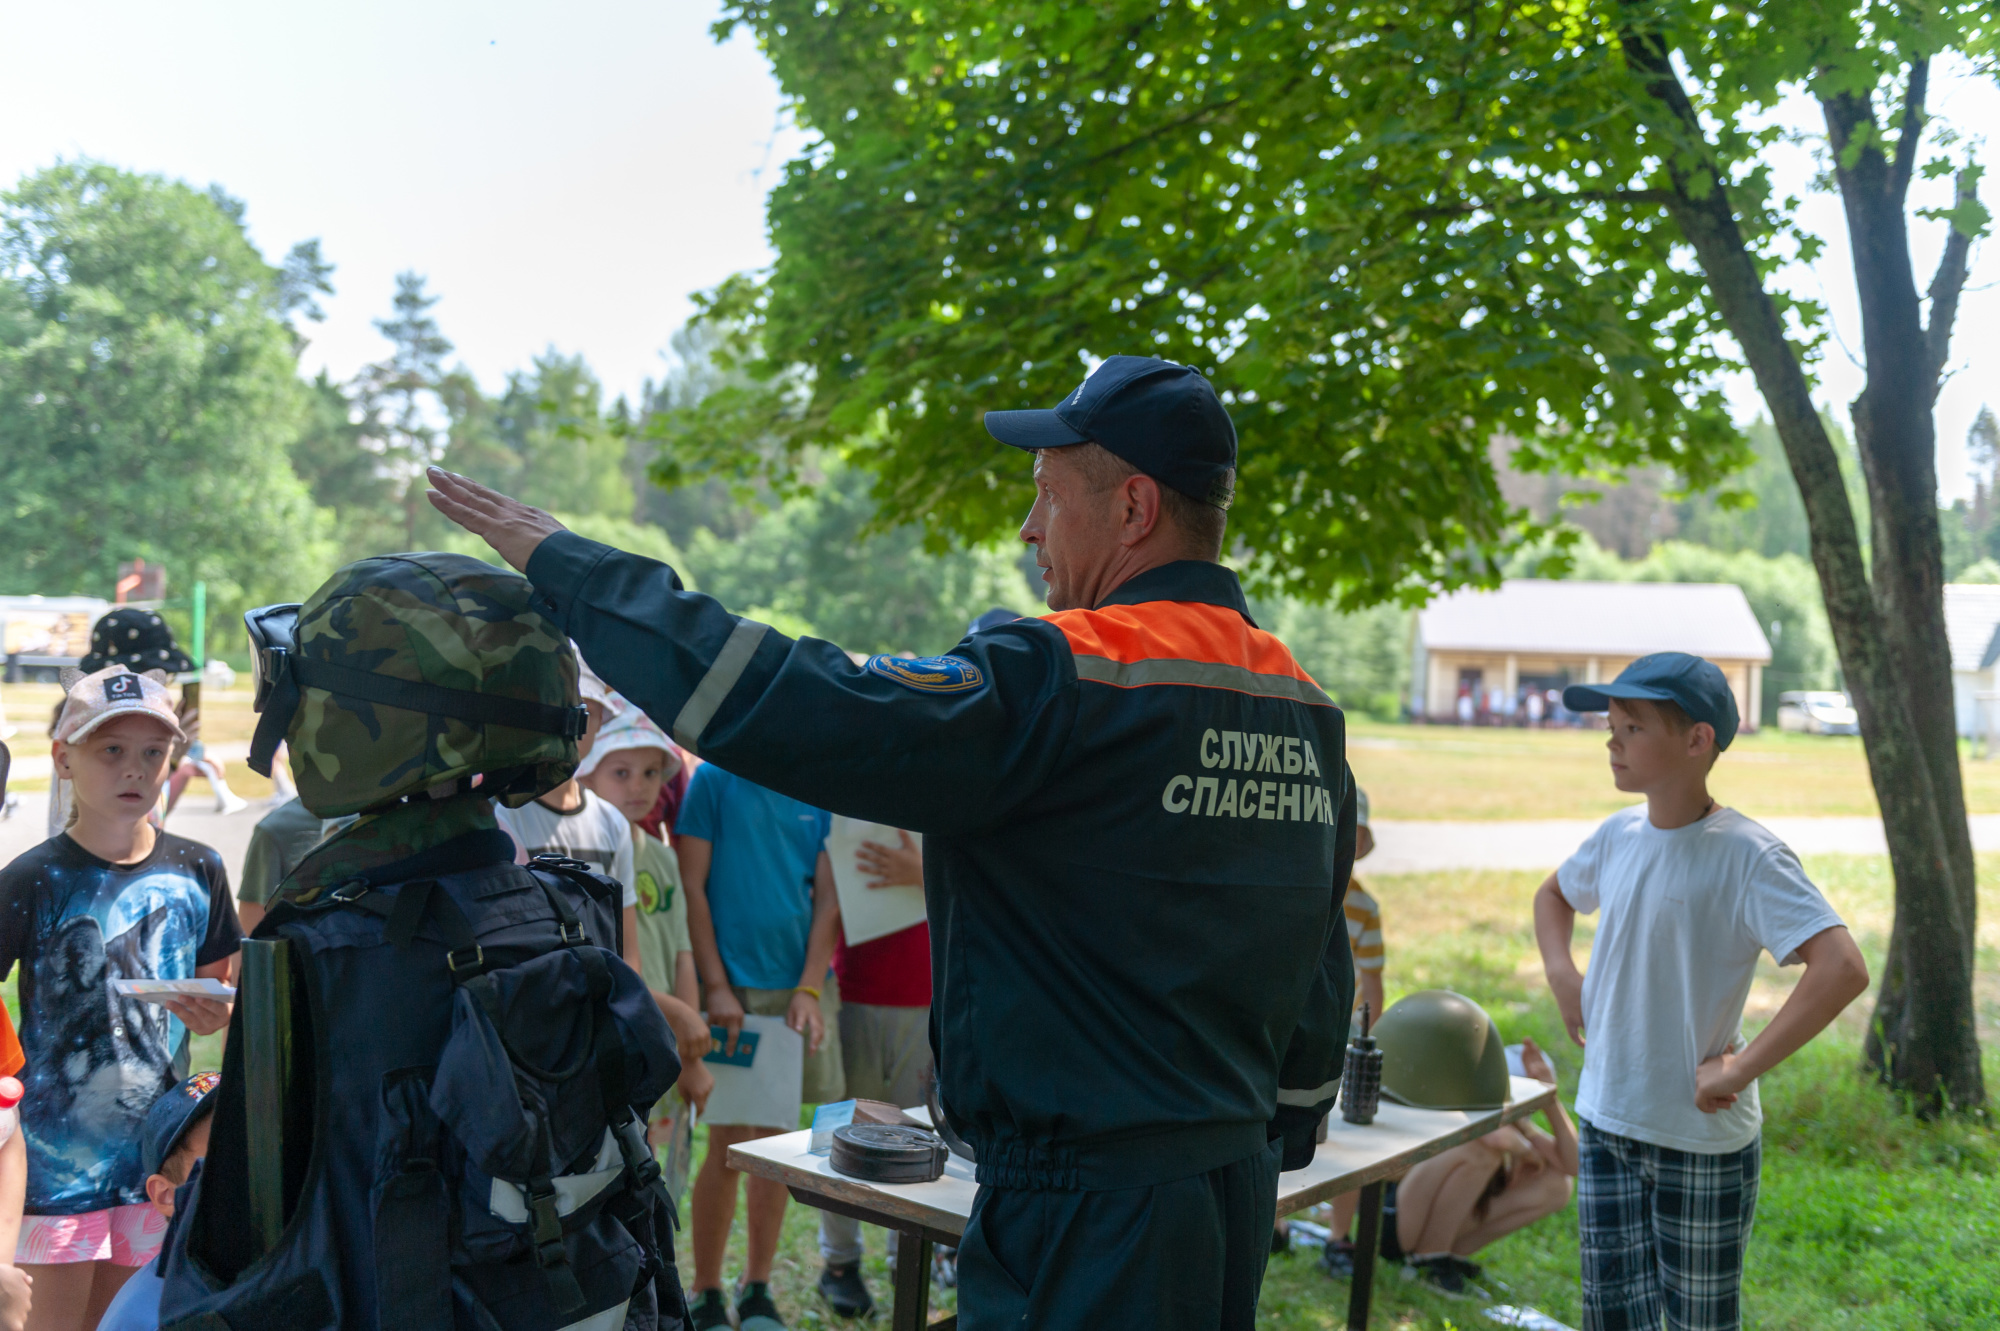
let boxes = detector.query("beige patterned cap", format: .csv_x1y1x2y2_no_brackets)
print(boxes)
55,666,185,746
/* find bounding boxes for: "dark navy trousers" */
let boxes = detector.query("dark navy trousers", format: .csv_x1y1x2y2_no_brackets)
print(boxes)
956,1140,1282,1331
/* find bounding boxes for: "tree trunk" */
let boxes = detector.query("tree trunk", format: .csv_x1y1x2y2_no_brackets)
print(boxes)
1619,32,1983,1112
1822,88,1983,1109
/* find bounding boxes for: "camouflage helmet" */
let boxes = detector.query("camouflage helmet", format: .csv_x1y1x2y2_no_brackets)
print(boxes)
1374,989,1511,1111
246,552,588,818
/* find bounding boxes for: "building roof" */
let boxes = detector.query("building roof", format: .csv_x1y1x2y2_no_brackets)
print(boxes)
1417,580,1772,662
1944,584,2000,672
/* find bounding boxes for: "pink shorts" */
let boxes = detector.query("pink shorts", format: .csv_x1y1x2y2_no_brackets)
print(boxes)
17,1203,165,1266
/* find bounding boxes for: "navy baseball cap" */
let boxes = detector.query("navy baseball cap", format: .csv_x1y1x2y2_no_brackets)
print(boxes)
141,1072,220,1177
967,607,1023,635
1563,652,1741,751
983,355,1238,507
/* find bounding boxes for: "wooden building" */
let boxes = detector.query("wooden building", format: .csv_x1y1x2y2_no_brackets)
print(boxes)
1411,580,1772,728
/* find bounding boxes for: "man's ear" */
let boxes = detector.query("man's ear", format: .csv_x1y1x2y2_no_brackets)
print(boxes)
1118,473,1164,547
144,1171,178,1217
1689,722,1717,758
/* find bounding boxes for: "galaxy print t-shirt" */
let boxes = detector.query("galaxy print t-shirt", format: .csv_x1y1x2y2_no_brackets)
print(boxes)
0,833,241,1214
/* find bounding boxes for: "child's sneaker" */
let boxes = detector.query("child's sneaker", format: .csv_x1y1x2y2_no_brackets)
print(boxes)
1319,1236,1358,1278
689,1288,733,1330
816,1262,873,1318
1401,1254,1489,1300
736,1280,787,1331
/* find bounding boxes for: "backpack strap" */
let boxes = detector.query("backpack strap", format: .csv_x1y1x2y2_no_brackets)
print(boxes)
325,879,490,979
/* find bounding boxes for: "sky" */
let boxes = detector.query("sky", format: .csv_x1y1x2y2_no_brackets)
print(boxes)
0,2,1993,500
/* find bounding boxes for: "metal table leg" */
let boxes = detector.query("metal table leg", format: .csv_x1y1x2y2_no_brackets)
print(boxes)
892,1228,934,1331
1346,1179,1385,1331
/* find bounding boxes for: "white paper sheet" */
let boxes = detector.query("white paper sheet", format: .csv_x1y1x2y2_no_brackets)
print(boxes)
826,816,926,946
111,978,236,1000
701,1015,804,1130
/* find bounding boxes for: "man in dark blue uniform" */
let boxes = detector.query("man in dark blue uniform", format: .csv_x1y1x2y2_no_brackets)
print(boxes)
428,355,1356,1330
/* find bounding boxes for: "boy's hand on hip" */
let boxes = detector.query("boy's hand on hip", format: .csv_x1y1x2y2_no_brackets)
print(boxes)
1695,1052,1745,1113
1547,969,1586,1047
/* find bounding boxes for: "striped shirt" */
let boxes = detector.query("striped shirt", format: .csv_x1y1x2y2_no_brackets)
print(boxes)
1344,878,1384,972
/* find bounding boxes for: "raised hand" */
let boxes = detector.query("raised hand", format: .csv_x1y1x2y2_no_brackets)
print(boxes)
424,468,568,573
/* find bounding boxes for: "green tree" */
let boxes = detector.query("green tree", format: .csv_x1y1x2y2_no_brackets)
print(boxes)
490,353,634,519
354,271,453,549
291,369,405,563
700,0,1993,1109
684,456,1039,655
0,162,328,630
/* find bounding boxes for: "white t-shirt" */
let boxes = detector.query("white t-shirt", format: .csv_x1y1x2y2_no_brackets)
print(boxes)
1557,804,1844,1153
496,791,638,908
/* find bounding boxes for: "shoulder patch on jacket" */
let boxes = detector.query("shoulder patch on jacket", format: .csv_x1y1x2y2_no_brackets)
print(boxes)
866,654,986,694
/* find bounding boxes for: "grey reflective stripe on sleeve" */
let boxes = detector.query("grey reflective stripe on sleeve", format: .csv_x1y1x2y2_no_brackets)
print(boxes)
1071,654,1334,706
1275,1078,1342,1108
669,618,770,753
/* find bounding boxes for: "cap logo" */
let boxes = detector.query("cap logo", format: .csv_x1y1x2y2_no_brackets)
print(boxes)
185,1071,221,1097
105,674,142,700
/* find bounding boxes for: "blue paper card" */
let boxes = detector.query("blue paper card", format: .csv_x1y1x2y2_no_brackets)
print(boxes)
810,1100,857,1156
704,1027,760,1068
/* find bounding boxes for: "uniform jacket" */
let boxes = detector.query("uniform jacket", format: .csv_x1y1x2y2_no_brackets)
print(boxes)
527,535,1357,1190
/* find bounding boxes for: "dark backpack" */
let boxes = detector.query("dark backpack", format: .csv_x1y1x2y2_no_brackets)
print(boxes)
159,831,688,1331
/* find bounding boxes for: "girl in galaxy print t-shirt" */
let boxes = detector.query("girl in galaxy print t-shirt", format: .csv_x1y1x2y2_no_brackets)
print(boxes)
0,667,240,1322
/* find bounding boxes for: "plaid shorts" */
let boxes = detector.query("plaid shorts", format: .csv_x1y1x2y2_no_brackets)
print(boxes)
1577,1122,1760,1331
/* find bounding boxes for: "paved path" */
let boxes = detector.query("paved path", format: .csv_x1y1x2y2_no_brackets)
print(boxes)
5,792,1994,889
1,788,264,883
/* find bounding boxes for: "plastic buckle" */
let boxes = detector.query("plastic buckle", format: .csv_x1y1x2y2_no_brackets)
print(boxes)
446,944,485,975
329,881,369,905
558,920,587,946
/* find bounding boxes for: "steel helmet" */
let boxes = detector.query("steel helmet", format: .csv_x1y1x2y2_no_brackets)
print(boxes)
1374,989,1510,1111
244,552,588,818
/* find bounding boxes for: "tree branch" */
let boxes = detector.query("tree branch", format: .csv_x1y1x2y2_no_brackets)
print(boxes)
1890,58,1929,205
1923,168,1977,402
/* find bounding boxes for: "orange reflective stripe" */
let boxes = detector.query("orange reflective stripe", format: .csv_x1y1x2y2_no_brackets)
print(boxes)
1043,601,1327,694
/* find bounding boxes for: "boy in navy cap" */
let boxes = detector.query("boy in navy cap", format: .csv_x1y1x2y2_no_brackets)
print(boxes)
95,1073,218,1331
1533,653,1869,1330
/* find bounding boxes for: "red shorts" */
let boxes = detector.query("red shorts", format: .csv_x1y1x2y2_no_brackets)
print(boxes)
17,1204,165,1267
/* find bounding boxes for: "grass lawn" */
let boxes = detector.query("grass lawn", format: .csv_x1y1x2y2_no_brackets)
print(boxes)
18,679,1998,820
1347,718,2000,822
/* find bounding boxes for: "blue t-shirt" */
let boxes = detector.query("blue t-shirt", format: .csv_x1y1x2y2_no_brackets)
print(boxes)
676,765,831,990
0,834,241,1214
97,1256,163,1331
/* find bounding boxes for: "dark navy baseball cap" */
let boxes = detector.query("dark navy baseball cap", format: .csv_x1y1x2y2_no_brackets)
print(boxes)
141,1071,220,1176
1563,652,1741,751
983,355,1238,507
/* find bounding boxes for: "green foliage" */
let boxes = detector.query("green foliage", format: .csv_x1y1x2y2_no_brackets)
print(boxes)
1676,417,1868,563
678,0,1954,606
444,352,635,520
0,161,329,629
1252,598,1411,720
351,271,454,550
680,455,1039,654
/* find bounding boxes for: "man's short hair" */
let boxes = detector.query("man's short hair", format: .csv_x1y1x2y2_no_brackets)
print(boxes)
1065,443,1232,560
